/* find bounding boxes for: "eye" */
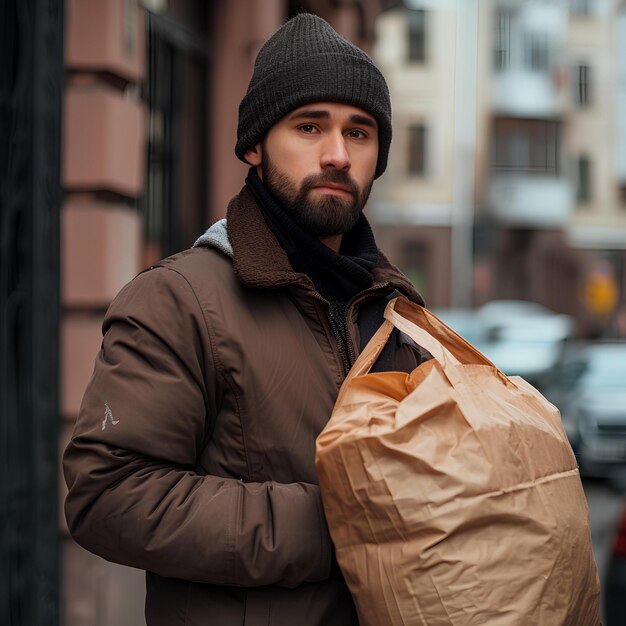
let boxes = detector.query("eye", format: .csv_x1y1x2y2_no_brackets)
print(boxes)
298,124,319,134
347,129,368,140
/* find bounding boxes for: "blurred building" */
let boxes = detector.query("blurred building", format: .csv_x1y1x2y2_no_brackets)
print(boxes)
477,0,582,317
373,0,462,307
371,0,626,333
565,0,626,334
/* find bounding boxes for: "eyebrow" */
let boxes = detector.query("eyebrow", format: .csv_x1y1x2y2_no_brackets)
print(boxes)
350,114,378,130
288,109,378,130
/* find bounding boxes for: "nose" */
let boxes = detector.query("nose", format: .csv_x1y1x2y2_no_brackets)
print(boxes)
320,132,351,171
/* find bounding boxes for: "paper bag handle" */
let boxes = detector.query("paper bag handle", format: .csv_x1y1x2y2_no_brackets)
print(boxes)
336,298,460,407
335,297,505,407
384,304,462,368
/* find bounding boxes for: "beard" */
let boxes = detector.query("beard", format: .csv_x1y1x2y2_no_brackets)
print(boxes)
261,146,373,238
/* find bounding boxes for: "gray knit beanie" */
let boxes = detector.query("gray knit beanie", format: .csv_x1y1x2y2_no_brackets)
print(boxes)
235,13,392,178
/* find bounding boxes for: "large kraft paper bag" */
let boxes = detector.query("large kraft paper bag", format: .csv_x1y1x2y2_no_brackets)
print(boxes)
316,297,600,626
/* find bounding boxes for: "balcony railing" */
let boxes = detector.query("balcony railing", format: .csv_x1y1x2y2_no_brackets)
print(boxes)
488,172,573,228
492,68,568,118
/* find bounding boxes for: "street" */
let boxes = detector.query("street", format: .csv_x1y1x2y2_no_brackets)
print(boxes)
583,477,626,618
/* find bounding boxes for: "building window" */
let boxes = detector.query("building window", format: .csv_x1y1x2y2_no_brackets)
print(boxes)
408,124,427,176
577,156,592,202
407,10,426,62
494,9,512,71
142,11,209,263
491,118,560,174
524,32,549,72
570,0,592,17
575,64,592,107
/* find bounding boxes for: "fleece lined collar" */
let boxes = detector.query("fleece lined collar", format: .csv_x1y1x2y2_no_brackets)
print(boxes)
194,219,232,256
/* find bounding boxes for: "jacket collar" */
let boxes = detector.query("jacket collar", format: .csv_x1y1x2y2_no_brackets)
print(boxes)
199,185,424,304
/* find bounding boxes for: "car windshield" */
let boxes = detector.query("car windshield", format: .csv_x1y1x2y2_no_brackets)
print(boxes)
580,345,626,390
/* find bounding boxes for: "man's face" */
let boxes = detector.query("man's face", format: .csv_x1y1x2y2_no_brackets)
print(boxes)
245,102,379,238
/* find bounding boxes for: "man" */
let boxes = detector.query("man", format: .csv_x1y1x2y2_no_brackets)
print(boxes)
63,13,425,626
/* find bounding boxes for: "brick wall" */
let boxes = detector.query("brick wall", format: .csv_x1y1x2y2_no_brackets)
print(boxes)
61,1,146,623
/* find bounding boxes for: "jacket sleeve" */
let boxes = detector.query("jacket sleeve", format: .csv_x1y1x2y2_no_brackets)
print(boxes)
63,266,333,588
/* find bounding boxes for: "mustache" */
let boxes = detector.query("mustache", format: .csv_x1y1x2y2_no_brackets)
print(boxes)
299,170,359,196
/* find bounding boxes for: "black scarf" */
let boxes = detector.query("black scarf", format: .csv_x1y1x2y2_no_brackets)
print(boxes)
245,168,379,303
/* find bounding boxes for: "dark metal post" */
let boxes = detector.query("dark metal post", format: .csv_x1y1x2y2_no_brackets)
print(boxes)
0,0,63,624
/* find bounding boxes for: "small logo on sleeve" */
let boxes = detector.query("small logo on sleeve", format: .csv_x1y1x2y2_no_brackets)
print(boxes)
102,401,120,430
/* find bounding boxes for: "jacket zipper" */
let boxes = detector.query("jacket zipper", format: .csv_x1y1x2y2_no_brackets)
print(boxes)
313,282,394,377
312,292,352,377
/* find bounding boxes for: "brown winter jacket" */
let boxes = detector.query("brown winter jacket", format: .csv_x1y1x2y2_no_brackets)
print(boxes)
63,185,424,626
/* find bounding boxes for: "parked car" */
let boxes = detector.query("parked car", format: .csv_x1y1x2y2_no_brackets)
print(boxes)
545,341,626,477
604,499,626,625
476,300,573,390
430,307,486,348
434,300,574,393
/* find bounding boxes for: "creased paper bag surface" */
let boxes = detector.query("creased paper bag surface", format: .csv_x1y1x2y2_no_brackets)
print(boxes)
316,297,600,626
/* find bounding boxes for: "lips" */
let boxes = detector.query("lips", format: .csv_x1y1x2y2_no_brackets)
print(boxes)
301,172,359,198
312,184,353,196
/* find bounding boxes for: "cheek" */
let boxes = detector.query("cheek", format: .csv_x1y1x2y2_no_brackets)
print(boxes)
367,143,379,175
353,147,378,185
268,139,313,178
